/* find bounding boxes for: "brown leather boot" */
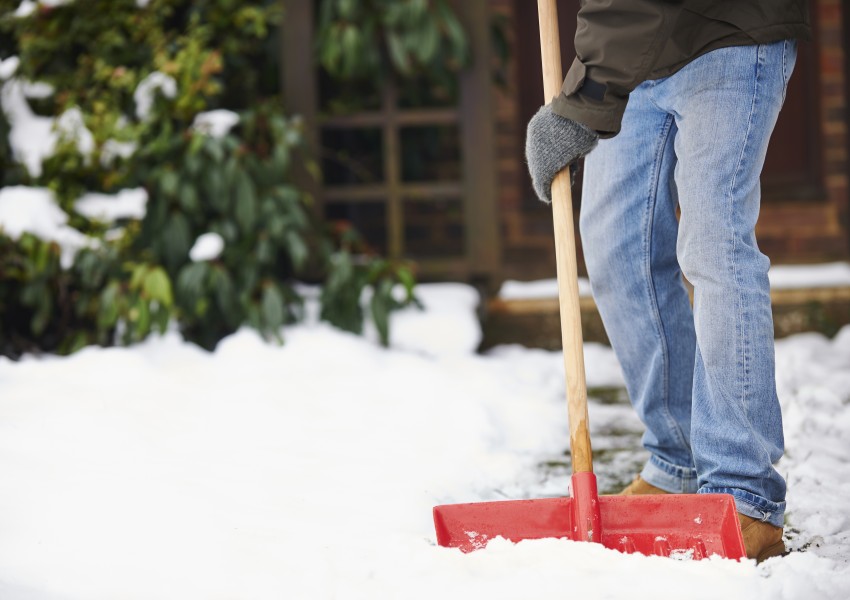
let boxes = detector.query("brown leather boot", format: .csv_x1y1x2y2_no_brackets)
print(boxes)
619,475,670,495
739,514,786,562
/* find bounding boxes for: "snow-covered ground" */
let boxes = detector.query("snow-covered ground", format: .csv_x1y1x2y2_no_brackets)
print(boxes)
0,283,848,600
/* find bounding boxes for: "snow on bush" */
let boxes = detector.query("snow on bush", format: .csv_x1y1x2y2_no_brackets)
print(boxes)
74,188,148,222
134,72,177,121
192,110,240,138
0,186,92,266
188,232,225,262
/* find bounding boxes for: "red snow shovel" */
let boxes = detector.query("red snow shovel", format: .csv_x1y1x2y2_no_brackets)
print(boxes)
433,0,746,560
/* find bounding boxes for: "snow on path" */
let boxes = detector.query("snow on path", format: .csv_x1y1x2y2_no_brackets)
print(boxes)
0,283,847,599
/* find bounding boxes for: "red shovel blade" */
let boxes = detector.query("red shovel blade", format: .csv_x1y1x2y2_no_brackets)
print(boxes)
434,490,746,559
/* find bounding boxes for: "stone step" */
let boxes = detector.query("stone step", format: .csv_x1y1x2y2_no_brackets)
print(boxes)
481,286,850,350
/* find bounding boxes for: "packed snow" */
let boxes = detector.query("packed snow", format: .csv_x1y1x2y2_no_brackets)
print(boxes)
0,283,847,599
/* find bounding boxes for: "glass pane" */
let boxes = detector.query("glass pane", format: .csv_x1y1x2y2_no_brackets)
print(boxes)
318,70,382,114
397,76,459,109
321,128,384,185
400,126,461,182
325,201,387,255
403,199,464,259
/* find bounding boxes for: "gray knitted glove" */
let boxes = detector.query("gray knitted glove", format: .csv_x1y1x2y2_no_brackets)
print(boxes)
525,105,599,203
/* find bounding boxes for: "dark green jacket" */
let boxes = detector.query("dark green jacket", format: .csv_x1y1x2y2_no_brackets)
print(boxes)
551,0,811,137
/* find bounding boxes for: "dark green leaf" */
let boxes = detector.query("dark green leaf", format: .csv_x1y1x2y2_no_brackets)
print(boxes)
261,283,285,336
234,171,257,233
284,230,308,271
370,278,394,346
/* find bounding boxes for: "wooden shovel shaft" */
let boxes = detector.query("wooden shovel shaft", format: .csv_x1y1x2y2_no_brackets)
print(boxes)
537,0,593,474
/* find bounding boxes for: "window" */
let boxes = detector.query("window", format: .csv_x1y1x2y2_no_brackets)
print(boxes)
282,0,500,281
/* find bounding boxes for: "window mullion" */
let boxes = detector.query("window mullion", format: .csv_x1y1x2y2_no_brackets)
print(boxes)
383,82,404,259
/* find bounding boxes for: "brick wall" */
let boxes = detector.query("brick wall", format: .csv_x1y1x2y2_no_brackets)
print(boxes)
756,0,849,261
491,0,562,282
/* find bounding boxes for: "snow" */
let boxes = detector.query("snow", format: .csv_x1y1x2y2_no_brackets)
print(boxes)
0,55,92,178
769,262,850,289
0,284,848,599
1,60,131,175
0,186,92,267
1,79,94,177
20,80,54,99
55,106,94,157
13,0,37,17
188,232,224,262
1,80,58,177
134,72,177,121
100,138,137,165
499,277,592,300
74,188,147,222
382,282,482,356
0,186,142,268
192,109,240,138
13,0,73,18
0,56,20,80
499,263,850,301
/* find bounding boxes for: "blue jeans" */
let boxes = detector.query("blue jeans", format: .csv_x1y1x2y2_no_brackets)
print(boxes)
580,41,797,528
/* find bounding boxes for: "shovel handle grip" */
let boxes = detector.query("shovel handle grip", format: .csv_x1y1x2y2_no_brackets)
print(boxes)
537,0,593,474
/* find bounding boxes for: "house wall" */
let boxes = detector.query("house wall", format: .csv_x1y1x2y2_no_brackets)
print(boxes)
491,0,564,281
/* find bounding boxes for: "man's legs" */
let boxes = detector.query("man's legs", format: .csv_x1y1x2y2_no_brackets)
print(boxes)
581,41,796,530
580,81,698,494
654,41,796,528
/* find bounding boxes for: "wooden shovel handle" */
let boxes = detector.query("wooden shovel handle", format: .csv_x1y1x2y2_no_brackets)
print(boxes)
537,0,593,474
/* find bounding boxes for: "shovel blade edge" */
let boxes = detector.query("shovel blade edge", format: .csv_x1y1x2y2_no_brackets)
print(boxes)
433,493,745,559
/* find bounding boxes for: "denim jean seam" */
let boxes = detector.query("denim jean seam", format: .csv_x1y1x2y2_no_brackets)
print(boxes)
726,44,764,424
645,454,697,493
649,453,696,478
700,486,785,524
781,40,788,104
722,45,786,479
644,80,665,113
643,114,689,453
781,40,797,106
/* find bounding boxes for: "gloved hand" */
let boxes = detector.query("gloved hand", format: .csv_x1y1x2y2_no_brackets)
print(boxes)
525,105,599,203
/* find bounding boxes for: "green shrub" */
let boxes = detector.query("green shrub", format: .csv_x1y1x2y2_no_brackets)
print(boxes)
0,0,419,356
0,233,172,357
